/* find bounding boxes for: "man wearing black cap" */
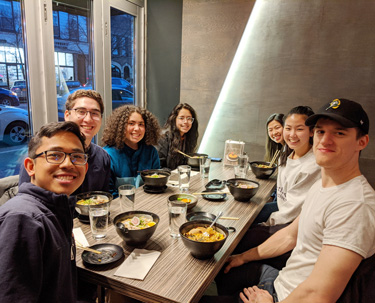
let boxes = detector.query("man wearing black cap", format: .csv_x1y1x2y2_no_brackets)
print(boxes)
212,98,375,303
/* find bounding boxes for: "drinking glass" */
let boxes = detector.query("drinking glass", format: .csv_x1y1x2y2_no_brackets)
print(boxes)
234,154,249,178
199,157,211,178
178,165,191,192
168,200,187,238
89,203,109,240
118,184,136,211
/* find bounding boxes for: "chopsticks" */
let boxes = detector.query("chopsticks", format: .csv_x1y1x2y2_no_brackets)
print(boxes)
219,217,239,220
192,192,231,195
269,150,280,167
75,240,102,254
76,244,102,254
175,149,193,158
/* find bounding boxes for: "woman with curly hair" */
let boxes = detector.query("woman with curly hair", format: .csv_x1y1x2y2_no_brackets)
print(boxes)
157,103,199,170
264,113,285,162
102,105,161,196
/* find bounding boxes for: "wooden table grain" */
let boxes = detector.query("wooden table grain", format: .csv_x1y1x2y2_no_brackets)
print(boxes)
75,163,276,303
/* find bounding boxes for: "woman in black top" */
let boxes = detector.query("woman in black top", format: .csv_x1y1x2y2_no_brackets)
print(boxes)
157,103,199,170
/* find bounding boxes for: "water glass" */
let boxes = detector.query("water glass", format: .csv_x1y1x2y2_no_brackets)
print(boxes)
234,154,249,178
178,165,191,192
89,203,109,240
199,157,211,178
168,200,187,238
118,184,135,211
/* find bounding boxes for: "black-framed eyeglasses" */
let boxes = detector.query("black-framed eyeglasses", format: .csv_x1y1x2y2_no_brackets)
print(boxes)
33,150,88,165
71,108,102,121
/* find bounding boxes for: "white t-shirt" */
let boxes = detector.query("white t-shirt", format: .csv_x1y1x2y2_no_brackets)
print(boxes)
265,148,321,226
274,175,375,301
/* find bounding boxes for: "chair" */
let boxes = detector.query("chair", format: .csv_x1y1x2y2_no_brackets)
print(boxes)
0,175,19,206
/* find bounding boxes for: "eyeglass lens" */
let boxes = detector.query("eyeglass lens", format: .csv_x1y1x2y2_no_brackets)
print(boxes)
45,151,87,165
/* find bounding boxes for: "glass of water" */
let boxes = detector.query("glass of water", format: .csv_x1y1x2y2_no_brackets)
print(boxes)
199,157,211,178
168,199,187,238
118,184,136,211
178,165,191,192
89,202,110,240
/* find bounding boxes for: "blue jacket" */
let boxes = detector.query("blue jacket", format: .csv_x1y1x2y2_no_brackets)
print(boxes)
19,142,111,195
104,142,160,196
0,183,77,303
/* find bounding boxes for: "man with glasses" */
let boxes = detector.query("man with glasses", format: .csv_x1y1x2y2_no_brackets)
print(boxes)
19,89,111,195
0,121,87,302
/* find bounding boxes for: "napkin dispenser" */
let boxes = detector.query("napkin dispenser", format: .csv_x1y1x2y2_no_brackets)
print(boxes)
223,140,245,166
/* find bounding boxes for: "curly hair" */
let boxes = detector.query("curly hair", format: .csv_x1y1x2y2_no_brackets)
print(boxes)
279,106,315,166
163,102,199,152
264,113,284,162
102,105,161,149
65,89,104,114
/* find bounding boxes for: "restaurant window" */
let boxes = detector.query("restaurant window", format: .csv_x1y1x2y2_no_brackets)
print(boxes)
110,6,135,110
0,0,30,178
52,0,93,122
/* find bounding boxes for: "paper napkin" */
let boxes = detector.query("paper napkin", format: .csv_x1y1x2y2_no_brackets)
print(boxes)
73,227,90,247
114,249,161,280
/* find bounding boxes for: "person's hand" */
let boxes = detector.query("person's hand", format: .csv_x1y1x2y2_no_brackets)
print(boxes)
239,286,274,303
224,254,246,273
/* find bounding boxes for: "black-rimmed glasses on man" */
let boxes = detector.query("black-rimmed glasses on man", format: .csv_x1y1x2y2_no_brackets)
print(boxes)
33,150,88,165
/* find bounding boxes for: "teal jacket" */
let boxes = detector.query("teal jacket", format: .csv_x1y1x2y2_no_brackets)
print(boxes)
104,143,160,197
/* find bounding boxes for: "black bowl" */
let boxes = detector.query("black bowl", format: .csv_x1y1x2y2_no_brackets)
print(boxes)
75,191,113,216
168,193,198,210
250,161,277,179
187,153,208,168
113,211,159,246
180,220,228,259
141,169,171,187
226,178,259,202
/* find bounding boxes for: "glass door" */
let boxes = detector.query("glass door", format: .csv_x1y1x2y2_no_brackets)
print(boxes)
52,0,93,121
102,0,144,119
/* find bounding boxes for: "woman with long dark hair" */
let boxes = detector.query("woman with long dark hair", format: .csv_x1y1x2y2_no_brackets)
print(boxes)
264,113,285,162
157,103,199,170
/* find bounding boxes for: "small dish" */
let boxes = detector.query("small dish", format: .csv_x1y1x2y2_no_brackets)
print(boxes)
186,212,216,222
201,189,227,202
82,243,124,265
205,179,226,191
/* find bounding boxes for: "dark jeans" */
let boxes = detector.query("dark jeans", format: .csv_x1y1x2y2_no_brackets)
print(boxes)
200,264,279,303
256,264,279,302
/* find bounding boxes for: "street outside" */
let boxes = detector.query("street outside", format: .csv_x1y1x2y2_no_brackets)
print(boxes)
0,101,29,178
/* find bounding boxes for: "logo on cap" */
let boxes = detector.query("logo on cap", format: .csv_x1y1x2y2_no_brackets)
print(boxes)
326,99,341,110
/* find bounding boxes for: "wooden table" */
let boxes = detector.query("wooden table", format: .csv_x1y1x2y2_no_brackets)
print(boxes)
75,163,276,303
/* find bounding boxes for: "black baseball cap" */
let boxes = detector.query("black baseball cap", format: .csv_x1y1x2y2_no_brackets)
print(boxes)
305,98,369,134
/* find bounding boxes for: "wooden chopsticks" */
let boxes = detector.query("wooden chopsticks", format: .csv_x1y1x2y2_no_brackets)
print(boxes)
269,150,280,167
175,149,193,158
76,244,102,254
75,240,101,254
192,192,231,195
219,217,239,220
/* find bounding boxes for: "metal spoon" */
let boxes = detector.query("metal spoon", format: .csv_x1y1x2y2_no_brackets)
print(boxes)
203,211,223,237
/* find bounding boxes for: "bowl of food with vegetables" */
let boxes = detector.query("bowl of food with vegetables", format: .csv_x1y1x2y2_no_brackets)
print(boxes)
167,193,198,210
179,220,229,259
114,211,160,246
140,169,171,187
75,191,113,216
